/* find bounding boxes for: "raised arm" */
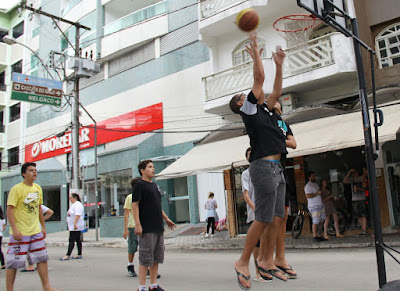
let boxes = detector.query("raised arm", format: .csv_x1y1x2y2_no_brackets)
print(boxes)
246,32,265,104
266,49,285,110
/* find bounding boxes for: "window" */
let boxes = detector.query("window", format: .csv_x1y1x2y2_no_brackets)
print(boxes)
12,21,24,39
0,29,9,43
9,103,20,122
8,146,19,167
0,110,4,133
11,60,23,74
0,71,5,91
42,187,61,221
31,53,39,70
375,23,400,68
232,38,267,66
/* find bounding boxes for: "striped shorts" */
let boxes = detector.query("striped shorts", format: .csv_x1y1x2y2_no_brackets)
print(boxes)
6,232,49,269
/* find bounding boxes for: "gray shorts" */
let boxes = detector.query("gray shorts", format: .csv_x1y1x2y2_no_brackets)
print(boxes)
138,232,164,267
249,159,286,223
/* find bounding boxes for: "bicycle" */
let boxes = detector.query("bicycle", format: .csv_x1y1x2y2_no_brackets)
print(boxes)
291,201,347,239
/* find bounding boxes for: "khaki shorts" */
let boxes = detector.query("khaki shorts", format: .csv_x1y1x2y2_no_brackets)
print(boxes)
138,232,164,267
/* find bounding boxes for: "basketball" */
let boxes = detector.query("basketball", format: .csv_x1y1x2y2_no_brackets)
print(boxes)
236,8,259,32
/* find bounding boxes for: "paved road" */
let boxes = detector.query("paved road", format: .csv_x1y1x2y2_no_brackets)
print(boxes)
0,246,397,290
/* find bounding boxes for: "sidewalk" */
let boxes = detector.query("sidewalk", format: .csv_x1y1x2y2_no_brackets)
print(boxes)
3,224,400,250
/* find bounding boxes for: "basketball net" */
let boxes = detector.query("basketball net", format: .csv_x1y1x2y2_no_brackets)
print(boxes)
273,14,323,49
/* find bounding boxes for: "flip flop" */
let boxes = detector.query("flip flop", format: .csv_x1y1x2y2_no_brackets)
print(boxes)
254,261,273,281
276,265,297,279
265,269,287,282
253,276,272,283
21,268,35,272
59,257,70,261
234,268,251,290
72,256,82,259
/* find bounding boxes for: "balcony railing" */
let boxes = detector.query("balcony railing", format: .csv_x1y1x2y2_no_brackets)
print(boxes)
103,1,167,36
200,0,247,19
282,34,334,77
203,34,336,102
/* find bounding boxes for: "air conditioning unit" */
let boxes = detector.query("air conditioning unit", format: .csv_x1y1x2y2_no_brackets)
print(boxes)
280,94,297,114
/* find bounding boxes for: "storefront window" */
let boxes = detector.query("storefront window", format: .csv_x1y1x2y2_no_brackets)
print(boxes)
83,180,101,228
42,187,61,221
384,140,400,226
100,169,132,217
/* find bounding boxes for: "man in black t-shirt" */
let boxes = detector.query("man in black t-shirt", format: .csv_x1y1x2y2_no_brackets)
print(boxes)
132,160,176,291
229,32,287,288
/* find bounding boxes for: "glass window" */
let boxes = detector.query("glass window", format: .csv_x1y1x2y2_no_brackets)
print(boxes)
12,21,24,39
8,146,19,167
31,53,38,70
375,23,400,68
12,60,23,74
0,110,4,133
0,71,5,91
9,103,20,122
100,169,132,217
0,29,8,43
42,187,61,221
232,38,267,66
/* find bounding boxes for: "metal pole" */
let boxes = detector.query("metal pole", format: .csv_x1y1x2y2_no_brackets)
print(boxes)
71,26,81,191
351,18,387,288
94,122,99,241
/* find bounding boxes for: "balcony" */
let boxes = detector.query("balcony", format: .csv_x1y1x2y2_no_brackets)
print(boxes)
0,91,6,109
0,43,7,71
199,0,248,20
101,1,168,59
203,33,357,118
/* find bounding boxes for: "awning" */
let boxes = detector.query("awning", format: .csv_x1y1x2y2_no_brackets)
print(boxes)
156,104,400,180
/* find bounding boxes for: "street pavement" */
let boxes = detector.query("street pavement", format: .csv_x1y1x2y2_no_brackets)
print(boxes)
0,246,398,290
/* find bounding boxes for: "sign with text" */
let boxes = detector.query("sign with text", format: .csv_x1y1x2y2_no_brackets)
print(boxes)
24,103,163,162
11,73,63,106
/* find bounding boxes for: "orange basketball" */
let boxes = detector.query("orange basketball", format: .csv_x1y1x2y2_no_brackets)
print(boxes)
236,8,260,32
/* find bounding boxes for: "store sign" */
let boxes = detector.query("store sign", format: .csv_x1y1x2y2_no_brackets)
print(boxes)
25,103,163,161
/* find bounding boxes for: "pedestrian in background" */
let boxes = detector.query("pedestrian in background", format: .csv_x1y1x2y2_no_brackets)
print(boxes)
321,178,344,239
60,193,84,261
0,205,5,270
204,192,218,238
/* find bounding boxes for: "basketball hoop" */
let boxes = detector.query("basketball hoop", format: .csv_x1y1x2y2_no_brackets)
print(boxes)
273,14,323,49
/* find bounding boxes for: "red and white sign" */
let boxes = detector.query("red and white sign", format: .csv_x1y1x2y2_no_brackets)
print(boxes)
25,103,163,162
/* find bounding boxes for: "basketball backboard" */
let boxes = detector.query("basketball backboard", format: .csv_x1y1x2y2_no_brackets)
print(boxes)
297,0,346,29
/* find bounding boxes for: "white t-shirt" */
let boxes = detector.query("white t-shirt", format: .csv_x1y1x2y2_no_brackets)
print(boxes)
41,205,49,214
304,181,323,207
67,201,85,231
241,168,255,224
0,219,5,237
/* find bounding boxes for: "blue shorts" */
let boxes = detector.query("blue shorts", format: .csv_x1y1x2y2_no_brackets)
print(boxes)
309,205,326,224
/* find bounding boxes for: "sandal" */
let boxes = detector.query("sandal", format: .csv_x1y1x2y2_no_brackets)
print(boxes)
72,255,82,259
59,256,70,261
276,265,297,279
234,268,251,290
256,261,286,282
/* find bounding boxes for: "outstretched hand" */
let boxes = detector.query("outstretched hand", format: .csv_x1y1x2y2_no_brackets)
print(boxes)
245,32,263,60
272,48,286,66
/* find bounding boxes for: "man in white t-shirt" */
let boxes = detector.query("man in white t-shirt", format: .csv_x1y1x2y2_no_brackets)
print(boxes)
304,172,326,242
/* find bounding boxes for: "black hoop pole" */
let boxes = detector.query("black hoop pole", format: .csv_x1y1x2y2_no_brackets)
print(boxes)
351,18,387,288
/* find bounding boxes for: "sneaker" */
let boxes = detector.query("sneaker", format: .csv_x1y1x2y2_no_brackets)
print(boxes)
149,286,165,291
127,265,137,277
146,270,161,279
205,233,209,238
318,236,328,242
358,231,368,236
312,237,320,243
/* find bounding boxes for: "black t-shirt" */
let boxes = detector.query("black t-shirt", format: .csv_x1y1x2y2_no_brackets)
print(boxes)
240,91,287,162
132,180,164,234
275,113,293,168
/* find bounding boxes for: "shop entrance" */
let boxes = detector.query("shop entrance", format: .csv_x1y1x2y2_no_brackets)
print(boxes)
383,140,400,226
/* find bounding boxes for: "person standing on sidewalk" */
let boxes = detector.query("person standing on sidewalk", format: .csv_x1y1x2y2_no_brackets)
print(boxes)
123,177,142,277
22,205,54,272
132,160,176,291
304,172,327,242
242,147,272,283
204,192,218,238
60,193,85,261
230,31,287,288
6,162,60,291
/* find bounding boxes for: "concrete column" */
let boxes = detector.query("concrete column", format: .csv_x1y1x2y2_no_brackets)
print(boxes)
187,176,199,224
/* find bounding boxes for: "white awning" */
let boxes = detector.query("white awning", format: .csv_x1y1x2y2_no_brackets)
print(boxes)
156,104,400,180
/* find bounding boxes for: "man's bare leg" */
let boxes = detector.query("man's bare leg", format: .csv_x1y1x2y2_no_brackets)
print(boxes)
6,269,17,291
234,220,268,288
149,262,159,285
139,264,148,286
257,216,286,281
275,209,296,277
37,261,61,291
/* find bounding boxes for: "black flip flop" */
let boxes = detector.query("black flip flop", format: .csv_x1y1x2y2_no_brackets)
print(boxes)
256,262,287,282
254,260,273,281
276,265,297,279
234,268,251,290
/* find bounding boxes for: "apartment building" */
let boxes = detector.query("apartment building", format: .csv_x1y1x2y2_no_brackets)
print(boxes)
157,0,400,236
0,0,229,236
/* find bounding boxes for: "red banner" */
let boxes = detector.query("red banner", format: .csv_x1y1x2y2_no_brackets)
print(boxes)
25,103,163,162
